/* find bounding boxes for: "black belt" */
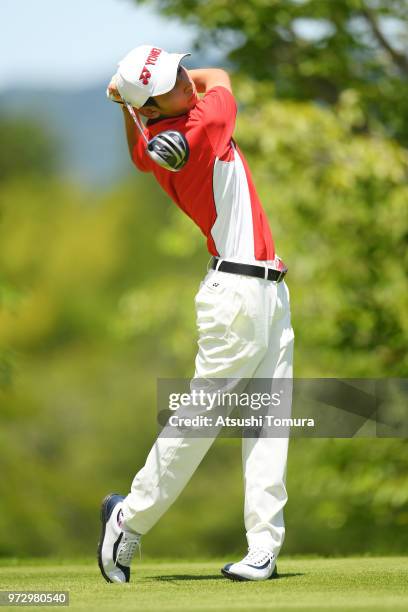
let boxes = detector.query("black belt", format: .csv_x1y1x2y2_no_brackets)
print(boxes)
211,257,287,283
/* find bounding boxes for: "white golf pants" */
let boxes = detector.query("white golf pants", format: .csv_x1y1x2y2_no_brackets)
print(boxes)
122,264,294,557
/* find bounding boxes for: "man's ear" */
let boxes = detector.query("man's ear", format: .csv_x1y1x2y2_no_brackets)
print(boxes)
138,105,160,119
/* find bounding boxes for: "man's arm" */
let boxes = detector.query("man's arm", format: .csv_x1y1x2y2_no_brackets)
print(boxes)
187,68,232,94
121,105,143,158
187,68,236,158
107,77,144,159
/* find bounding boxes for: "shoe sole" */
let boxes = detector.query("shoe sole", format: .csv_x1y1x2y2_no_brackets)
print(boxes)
221,564,278,582
97,493,119,584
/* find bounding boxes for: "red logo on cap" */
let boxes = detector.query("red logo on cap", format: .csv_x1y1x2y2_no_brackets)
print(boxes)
146,47,162,65
139,66,152,85
138,48,162,86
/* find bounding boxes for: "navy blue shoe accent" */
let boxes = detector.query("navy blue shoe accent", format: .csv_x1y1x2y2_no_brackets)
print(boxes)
221,563,278,582
247,559,270,570
112,531,123,563
97,493,125,584
103,494,125,523
116,562,130,582
221,567,246,581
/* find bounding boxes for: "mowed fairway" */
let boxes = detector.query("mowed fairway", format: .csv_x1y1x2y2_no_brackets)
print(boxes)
0,557,407,611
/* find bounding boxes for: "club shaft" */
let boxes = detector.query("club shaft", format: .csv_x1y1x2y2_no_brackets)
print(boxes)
125,102,149,144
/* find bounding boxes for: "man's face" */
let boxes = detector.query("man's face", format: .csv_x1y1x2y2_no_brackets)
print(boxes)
140,65,198,119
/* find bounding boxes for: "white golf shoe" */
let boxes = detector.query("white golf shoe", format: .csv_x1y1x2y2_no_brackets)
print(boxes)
221,547,278,581
97,493,141,583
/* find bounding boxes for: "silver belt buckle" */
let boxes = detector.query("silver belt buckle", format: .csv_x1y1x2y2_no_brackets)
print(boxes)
274,264,288,283
274,255,287,283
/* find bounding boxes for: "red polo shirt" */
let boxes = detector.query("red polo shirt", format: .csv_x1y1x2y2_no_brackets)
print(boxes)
132,86,275,262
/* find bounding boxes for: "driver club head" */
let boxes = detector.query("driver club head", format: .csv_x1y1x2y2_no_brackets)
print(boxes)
123,102,189,172
147,130,190,172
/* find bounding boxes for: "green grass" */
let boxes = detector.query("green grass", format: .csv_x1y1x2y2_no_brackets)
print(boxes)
0,557,407,611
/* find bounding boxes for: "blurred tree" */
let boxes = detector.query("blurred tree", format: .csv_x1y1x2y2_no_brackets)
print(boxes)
0,115,60,387
134,0,408,143
0,115,59,182
234,77,408,375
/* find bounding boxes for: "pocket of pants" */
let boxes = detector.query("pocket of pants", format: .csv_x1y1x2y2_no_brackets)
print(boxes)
195,276,264,354
196,269,240,296
195,279,243,340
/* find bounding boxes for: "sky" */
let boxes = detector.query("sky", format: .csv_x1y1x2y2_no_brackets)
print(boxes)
3,0,404,92
0,0,199,90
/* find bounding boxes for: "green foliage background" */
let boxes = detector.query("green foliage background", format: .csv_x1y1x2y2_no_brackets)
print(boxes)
1,0,408,558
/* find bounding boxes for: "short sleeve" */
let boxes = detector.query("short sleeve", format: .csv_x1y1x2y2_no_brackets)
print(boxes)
199,86,237,158
132,128,152,173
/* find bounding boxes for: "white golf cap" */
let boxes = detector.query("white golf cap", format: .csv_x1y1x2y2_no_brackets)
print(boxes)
116,45,191,108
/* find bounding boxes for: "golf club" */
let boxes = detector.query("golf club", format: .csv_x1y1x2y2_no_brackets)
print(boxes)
124,102,190,173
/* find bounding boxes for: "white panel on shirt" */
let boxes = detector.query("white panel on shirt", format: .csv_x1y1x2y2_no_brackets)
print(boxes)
211,146,256,261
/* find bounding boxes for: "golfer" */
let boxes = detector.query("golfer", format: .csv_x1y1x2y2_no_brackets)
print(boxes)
98,45,295,583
